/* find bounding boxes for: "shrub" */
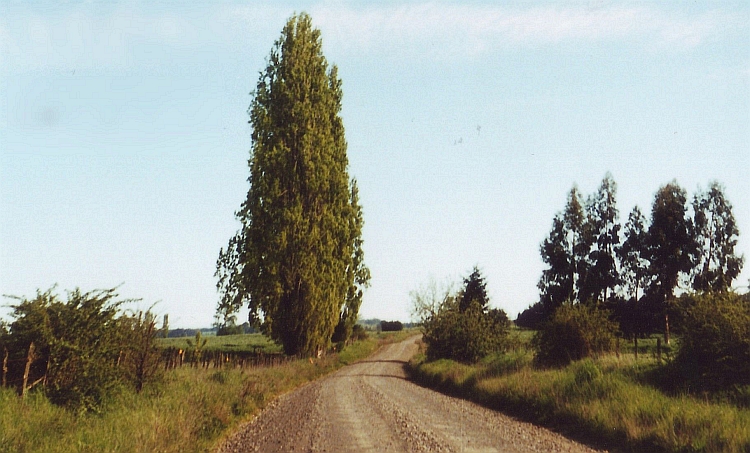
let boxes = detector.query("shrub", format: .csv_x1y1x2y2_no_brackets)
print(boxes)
675,291,750,389
422,299,510,363
350,324,368,341
120,310,164,393
533,303,618,368
412,272,511,363
3,287,161,411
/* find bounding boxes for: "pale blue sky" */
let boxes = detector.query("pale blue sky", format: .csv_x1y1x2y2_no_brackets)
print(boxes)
1,1,748,327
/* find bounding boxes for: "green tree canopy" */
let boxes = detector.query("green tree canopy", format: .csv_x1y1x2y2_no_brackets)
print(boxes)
618,205,649,302
538,214,573,312
538,185,592,311
583,173,620,305
459,266,490,312
691,181,744,292
644,181,700,343
215,13,369,357
412,276,509,363
645,181,699,302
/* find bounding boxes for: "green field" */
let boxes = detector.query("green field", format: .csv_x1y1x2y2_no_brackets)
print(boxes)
157,333,282,354
157,329,418,354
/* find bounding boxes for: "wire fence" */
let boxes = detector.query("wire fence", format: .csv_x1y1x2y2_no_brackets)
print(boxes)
1,343,296,397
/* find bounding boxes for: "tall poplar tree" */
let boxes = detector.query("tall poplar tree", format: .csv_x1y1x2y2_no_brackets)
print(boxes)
216,13,369,357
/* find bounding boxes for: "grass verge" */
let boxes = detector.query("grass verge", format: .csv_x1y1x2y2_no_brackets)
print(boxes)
0,332,408,453
408,350,750,452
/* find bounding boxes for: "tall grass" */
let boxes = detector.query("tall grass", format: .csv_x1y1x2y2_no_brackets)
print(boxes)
409,350,750,452
0,332,405,453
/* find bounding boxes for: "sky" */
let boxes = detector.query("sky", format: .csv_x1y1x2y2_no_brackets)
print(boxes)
1,1,748,328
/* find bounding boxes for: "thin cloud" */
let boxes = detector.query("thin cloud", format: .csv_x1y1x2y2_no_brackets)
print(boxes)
1,3,746,73
0,5,275,74
311,4,745,57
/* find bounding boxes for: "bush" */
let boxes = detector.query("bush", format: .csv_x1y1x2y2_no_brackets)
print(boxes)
411,272,511,363
422,299,510,363
120,310,164,393
675,292,750,390
3,287,161,411
533,303,618,368
350,324,368,341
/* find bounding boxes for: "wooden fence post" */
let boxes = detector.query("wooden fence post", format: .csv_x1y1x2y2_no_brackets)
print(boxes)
22,342,35,399
634,336,638,361
2,347,8,387
657,337,662,364
44,355,50,387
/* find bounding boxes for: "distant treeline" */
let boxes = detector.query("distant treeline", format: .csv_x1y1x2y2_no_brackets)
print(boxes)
380,321,404,332
169,323,258,338
167,328,216,338
168,320,412,338
358,319,416,331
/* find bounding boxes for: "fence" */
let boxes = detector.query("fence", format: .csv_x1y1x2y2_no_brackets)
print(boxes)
1,343,49,397
159,347,294,370
1,343,296,397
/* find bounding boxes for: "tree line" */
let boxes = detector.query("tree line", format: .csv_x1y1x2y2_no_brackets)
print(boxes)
518,173,745,341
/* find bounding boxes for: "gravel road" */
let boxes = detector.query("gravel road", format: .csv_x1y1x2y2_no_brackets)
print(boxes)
216,336,601,453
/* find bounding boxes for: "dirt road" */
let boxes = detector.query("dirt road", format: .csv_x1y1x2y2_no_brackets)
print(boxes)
217,336,600,453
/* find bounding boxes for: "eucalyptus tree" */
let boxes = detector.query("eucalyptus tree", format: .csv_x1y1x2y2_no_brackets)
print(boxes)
692,181,744,292
538,186,591,311
617,206,650,337
584,173,621,305
645,181,700,343
564,186,592,301
216,13,369,357
539,214,573,313
618,206,650,302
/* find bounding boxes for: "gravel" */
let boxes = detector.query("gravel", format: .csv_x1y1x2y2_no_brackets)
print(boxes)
216,337,603,453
